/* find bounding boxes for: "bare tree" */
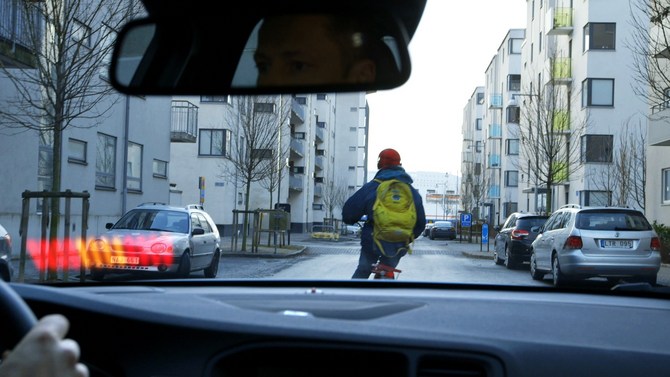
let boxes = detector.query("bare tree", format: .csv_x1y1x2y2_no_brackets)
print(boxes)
0,0,141,279
321,179,349,222
513,82,587,214
258,128,290,208
220,95,290,250
628,0,670,113
590,118,647,210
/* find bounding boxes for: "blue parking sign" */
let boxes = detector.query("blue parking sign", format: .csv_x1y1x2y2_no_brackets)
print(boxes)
482,223,488,244
461,213,472,227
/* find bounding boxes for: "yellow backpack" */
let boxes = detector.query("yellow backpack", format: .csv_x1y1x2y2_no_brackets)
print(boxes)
372,179,417,257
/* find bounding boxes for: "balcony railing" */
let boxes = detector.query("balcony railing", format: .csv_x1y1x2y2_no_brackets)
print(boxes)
291,98,305,123
171,100,198,142
547,7,573,35
488,185,500,199
314,155,325,170
0,0,42,67
489,94,502,108
553,110,570,132
489,154,501,168
313,183,323,197
290,138,305,157
551,57,572,83
489,124,502,138
315,126,325,143
289,174,304,191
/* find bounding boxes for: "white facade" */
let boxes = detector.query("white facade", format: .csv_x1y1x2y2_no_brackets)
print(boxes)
461,87,486,221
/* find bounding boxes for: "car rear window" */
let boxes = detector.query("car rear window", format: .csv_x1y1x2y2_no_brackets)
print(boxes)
516,217,548,230
575,210,652,231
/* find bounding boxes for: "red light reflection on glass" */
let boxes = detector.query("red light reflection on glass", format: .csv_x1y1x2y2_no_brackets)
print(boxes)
26,235,175,273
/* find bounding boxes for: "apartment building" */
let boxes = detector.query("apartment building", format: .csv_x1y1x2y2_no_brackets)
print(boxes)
0,0,171,241
516,0,647,214
168,93,369,234
482,29,526,226
461,87,486,221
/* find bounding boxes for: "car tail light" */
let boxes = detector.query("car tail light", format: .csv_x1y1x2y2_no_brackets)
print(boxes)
564,236,583,250
511,229,529,240
651,237,662,251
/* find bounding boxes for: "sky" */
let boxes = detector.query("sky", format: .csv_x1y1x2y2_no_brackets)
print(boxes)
366,1,528,176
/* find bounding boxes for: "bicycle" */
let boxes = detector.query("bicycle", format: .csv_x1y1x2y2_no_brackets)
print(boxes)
371,263,402,279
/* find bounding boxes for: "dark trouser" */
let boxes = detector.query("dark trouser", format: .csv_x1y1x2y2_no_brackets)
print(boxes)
351,245,408,279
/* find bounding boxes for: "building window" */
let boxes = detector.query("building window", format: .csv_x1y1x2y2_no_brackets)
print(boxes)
200,95,230,103
579,190,611,206
582,78,614,107
350,107,358,112
349,146,356,152
317,121,327,128
476,118,482,130
72,19,91,48
251,149,273,160
68,138,87,164
475,141,482,153
508,74,521,91
581,135,613,163
503,202,518,218
476,92,485,104
539,32,543,52
505,171,519,187
290,166,305,174
663,169,670,203
313,203,324,210
348,166,355,171
293,131,306,139
126,142,142,191
316,93,328,100
506,106,520,123
294,96,307,105
153,159,168,179
254,102,275,113
316,149,326,156
349,127,356,132
509,38,523,54
506,139,519,155
583,23,616,51
96,133,116,189
199,129,231,157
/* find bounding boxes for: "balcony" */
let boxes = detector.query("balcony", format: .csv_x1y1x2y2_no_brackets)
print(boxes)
313,183,323,197
546,7,573,36
649,103,670,146
315,155,325,170
291,98,305,123
551,57,572,84
290,138,305,157
489,94,502,109
0,0,42,68
289,174,304,192
489,124,502,139
488,185,500,199
553,110,570,132
171,100,198,142
315,125,325,143
489,154,501,168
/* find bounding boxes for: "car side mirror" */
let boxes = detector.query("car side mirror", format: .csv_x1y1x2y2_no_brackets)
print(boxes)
192,228,205,236
105,223,114,230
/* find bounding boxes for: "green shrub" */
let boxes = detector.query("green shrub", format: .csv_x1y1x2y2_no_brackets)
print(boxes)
652,221,670,264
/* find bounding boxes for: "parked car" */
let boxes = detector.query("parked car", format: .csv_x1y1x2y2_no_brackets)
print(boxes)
0,224,12,281
87,203,221,280
422,222,434,237
344,224,362,237
429,220,456,240
530,205,661,286
493,213,549,269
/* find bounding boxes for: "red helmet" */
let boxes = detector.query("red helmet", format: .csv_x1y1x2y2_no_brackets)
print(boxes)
377,148,401,169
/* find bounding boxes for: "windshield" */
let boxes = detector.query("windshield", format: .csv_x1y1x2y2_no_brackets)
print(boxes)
1,0,668,291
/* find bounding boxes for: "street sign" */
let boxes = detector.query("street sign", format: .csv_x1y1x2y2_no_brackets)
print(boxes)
461,213,472,227
482,223,488,244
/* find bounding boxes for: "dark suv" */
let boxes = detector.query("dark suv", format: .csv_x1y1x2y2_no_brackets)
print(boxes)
493,213,549,269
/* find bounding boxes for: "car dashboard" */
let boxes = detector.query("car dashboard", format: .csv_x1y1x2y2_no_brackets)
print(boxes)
11,281,670,377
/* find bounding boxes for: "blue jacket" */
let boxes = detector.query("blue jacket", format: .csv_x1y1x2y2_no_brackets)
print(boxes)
342,166,426,252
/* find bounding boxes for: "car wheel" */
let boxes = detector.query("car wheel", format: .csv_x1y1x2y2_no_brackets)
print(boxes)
90,267,105,281
552,254,569,287
203,250,220,278
529,253,544,280
177,252,191,278
429,233,434,240
504,246,516,270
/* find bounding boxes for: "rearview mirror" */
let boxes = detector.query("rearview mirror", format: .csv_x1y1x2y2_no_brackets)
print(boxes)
110,12,412,95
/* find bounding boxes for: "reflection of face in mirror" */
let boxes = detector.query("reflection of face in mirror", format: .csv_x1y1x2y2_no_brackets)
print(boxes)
254,14,377,86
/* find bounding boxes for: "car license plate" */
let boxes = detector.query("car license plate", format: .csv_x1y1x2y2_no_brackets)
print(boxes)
111,256,140,264
600,240,633,249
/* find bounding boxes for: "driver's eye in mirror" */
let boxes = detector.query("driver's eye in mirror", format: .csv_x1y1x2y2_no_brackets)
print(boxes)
233,14,405,89
109,12,410,95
